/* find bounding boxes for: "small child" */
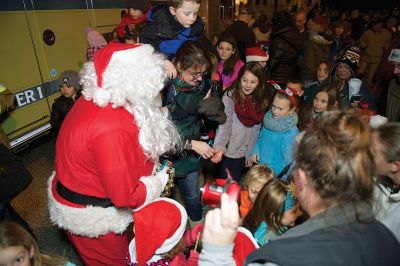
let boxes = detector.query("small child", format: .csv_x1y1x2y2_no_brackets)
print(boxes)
116,0,150,40
239,164,275,219
0,221,75,266
124,21,147,44
243,179,301,245
50,71,81,138
140,0,205,77
127,198,201,265
248,81,300,176
217,35,245,90
85,27,107,61
298,84,338,131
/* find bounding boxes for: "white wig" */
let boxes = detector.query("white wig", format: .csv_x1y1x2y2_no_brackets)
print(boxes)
80,44,180,161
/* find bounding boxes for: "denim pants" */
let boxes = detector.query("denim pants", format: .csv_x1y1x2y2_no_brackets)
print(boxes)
175,171,203,221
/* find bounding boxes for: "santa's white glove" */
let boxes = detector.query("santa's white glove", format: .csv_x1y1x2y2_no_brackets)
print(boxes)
157,161,171,189
139,161,173,206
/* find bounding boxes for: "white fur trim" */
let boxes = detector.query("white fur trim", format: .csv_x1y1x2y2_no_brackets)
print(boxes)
139,174,164,206
129,198,188,263
237,227,260,248
246,55,269,63
47,172,133,237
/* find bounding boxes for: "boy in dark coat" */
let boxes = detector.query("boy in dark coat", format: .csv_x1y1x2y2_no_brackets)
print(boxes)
50,70,81,138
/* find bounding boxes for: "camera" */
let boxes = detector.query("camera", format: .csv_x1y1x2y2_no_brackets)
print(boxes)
200,178,240,208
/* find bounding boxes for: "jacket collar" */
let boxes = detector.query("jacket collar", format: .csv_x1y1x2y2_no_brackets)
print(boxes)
271,202,374,240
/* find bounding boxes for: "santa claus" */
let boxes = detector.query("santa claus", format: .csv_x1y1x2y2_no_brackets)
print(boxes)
48,42,180,265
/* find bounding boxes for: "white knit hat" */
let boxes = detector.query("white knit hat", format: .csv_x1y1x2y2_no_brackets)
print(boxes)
388,49,400,63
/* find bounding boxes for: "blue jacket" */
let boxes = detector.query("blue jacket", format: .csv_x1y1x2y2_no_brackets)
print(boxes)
140,4,205,59
250,111,299,176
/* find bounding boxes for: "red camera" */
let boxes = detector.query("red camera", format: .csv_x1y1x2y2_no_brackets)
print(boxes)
200,178,241,208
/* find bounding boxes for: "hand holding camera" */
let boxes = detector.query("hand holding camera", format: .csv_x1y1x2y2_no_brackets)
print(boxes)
202,193,240,246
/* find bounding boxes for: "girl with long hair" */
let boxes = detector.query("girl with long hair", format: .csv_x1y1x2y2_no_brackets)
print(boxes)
211,62,269,181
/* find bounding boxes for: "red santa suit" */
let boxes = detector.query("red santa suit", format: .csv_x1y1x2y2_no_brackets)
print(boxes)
48,43,179,266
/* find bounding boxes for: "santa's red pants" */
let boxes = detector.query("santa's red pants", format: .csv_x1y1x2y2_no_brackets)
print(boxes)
67,231,128,265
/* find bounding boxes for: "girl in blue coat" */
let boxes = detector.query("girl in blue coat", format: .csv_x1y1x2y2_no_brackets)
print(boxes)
248,81,300,176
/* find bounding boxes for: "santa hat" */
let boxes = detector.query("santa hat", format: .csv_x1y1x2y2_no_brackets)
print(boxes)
85,27,107,48
246,46,269,63
94,42,141,88
129,198,188,265
233,227,259,266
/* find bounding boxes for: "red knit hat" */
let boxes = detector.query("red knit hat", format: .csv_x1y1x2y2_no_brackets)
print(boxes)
128,198,188,265
246,46,269,63
233,227,259,266
94,42,141,87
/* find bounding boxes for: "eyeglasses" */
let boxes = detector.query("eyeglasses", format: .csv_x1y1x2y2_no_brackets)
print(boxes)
186,68,205,79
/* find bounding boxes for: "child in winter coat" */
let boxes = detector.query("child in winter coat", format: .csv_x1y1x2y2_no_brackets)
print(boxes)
140,0,206,78
239,164,275,219
116,0,150,41
248,81,300,176
50,71,81,138
211,62,270,181
217,35,245,90
243,178,301,245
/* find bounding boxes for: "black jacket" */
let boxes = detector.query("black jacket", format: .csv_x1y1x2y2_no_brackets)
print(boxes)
50,94,80,137
223,20,256,62
140,4,206,59
268,27,303,84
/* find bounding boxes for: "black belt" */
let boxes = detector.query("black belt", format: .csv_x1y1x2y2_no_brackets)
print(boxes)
56,181,114,208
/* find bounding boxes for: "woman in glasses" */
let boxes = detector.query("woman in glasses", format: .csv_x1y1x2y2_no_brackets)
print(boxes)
164,41,215,225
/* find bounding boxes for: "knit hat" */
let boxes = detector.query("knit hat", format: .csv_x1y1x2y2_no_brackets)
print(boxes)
388,49,400,63
246,46,269,63
238,4,254,15
331,43,362,78
126,0,148,13
58,70,80,89
128,198,188,265
85,27,107,48
233,227,259,266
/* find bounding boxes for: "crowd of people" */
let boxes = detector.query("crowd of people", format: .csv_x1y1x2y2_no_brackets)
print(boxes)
1,0,400,265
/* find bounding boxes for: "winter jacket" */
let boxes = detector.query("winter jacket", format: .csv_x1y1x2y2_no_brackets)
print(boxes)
140,4,205,59
165,79,209,177
217,60,244,89
386,78,400,122
337,81,377,111
249,111,299,176
213,91,261,159
50,94,80,137
116,10,150,39
303,35,332,80
268,27,303,84
245,203,400,266
359,28,392,64
223,20,256,62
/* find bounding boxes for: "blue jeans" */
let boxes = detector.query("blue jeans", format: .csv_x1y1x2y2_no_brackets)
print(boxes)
175,171,203,221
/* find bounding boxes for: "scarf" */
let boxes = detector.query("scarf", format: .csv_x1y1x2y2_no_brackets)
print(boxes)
263,110,298,132
234,95,264,127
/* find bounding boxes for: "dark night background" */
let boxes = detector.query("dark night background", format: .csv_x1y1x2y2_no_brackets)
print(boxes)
320,0,398,10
